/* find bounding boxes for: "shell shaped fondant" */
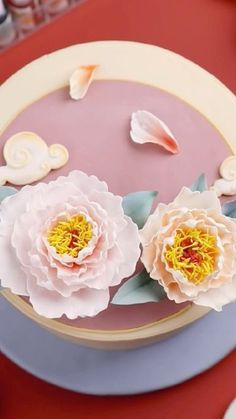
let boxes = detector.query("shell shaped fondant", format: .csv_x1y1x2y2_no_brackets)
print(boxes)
0,132,69,186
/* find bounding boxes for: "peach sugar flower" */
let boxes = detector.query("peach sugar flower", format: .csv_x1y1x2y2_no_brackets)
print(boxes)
140,187,236,311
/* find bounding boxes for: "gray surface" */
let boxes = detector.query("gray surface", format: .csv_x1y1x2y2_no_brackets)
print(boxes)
0,296,235,395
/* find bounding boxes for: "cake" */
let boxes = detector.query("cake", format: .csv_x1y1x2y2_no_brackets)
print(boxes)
0,41,235,349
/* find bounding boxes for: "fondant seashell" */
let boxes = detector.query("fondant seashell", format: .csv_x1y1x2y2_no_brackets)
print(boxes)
0,132,69,186
69,65,98,100
130,110,180,154
211,155,236,197
223,398,236,419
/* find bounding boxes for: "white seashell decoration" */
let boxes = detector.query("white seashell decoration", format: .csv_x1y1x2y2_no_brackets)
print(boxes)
0,132,69,186
223,398,236,419
211,155,236,197
69,65,98,100
130,110,180,154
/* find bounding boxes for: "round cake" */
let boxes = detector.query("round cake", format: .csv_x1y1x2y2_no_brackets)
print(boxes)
0,41,235,349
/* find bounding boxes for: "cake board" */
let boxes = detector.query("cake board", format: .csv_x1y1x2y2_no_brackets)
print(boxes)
0,296,235,395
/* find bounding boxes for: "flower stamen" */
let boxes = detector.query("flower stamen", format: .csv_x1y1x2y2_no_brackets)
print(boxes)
47,214,93,257
164,228,218,284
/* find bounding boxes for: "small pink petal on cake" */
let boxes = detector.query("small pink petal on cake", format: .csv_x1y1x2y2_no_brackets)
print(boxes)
130,110,180,154
69,65,98,100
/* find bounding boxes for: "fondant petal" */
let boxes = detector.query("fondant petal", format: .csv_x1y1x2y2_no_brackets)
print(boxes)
27,280,110,319
130,110,180,154
114,216,140,282
66,170,108,196
69,65,98,100
0,182,45,224
0,225,28,295
173,187,222,212
193,276,236,311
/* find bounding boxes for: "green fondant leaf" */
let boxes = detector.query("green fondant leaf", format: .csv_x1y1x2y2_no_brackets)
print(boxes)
0,186,17,203
190,174,208,192
122,191,158,229
222,200,236,218
112,269,166,305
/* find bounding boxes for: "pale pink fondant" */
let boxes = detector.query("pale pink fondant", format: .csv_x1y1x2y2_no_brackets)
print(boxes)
0,80,230,329
0,171,140,319
140,187,236,311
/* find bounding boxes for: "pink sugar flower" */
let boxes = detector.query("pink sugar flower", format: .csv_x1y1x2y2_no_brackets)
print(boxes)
0,171,140,319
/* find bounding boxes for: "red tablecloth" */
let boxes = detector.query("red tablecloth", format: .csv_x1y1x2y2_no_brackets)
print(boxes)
0,1,236,418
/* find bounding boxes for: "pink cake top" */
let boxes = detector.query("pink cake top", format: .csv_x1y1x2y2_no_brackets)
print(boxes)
0,80,230,329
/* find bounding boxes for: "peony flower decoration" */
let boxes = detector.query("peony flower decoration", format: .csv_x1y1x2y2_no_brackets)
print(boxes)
0,171,141,319
113,174,236,311
1,169,236,318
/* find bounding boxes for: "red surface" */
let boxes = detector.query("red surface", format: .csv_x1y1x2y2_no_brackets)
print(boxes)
0,0,236,91
0,351,236,419
0,0,236,418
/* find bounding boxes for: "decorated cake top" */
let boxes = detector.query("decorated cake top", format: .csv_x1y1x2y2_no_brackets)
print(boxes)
0,64,236,321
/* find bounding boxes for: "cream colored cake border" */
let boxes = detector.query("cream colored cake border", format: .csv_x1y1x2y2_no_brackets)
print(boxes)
0,41,235,349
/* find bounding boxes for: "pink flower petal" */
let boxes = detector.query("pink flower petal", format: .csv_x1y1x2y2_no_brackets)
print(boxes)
69,65,98,100
27,279,110,319
113,216,141,282
193,276,236,311
173,187,222,212
0,224,28,295
130,110,180,154
67,170,108,196
1,182,46,224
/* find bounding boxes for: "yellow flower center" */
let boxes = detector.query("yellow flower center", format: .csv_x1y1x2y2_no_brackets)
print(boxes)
164,227,218,285
47,214,93,258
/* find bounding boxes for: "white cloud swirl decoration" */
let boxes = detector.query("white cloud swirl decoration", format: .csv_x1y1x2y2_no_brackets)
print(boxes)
0,132,69,186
